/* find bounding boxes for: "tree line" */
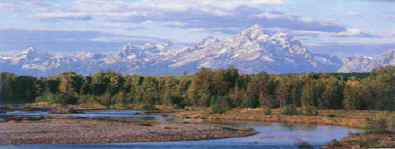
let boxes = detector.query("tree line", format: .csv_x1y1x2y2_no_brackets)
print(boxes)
0,66,394,111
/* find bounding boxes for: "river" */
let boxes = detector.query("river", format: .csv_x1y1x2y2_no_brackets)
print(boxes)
0,110,360,149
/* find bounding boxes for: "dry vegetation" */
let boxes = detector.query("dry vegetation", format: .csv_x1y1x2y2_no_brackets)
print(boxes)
0,117,255,145
176,108,395,148
177,108,393,128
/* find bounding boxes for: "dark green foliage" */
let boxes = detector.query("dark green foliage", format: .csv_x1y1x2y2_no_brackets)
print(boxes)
329,139,340,147
263,106,272,115
0,66,394,111
36,93,78,105
280,104,297,115
242,96,260,108
211,104,228,114
169,96,189,109
301,106,319,116
141,104,158,111
0,73,37,104
365,116,389,134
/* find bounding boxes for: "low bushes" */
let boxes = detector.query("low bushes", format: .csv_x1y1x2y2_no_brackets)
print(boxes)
365,115,390,134
262,106,272,115
280,104,297,115
211,104,229,114
36,93,78,105
301,106,319,116
391,114,395,131
140,104,158,111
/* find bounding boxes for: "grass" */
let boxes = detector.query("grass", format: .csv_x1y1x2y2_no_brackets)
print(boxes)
175,108,395,148
176,108,394,128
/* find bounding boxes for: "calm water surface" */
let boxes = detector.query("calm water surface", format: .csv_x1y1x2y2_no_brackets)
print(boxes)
4,110,174,121
0,110,361,149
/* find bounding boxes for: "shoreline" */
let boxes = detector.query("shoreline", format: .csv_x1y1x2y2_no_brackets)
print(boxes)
175,109,368,129
0,116,256,145
1,106,393,147
175,108,395,148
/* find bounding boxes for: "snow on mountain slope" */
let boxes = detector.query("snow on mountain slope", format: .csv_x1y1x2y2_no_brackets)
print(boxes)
338,50,395,72
1,25,391,76
169,25,342,74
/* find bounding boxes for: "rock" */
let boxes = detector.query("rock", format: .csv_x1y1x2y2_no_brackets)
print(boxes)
49,106,80,114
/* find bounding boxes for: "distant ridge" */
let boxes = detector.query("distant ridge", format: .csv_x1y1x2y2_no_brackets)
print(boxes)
0,25,393,76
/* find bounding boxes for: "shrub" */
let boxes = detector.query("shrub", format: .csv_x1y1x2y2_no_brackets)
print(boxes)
141,104,158,111
391,114,395,131
365,116,388,134
376,118,388,133
329,139,339,146
36,93,78,105
301,106,319,116
280,104,297,115
327,114,336,118
170,96,190,109
242,97,260,108
262,106,272,115
211,104,228,114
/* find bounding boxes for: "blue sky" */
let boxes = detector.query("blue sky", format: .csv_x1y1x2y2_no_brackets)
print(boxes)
0,0,394,56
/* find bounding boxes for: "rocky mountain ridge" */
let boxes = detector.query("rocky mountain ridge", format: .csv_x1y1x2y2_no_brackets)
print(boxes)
0,25,393,76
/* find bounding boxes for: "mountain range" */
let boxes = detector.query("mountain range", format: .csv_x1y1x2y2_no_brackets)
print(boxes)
0,25,394,76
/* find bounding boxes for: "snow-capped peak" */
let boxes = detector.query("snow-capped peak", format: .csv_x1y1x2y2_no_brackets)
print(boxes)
155,41,172,51
18,47,40,57
117,43,139,58
13,47,50,62
237,24,268,41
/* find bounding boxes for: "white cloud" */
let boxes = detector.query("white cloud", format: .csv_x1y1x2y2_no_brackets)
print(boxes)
344,11,361,17
0,3,10,10
299,17,313,23
337,28,361,36
33,0,284,20
1,0,351,43
256,12,287,19
143,21,186,27
291,28,372,38
122,0,283,11
99,22,139,29
387,15,395,21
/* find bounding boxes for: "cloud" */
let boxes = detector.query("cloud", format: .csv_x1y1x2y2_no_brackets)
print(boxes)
0,3,10,10
97,22,140,29
291,28,376,38
72,0,283,13
344,11,361,17
256,11,288,19
387,15,395,21
3,0,384,48
21,0,348,36
0,29,164,52
37,12,93,21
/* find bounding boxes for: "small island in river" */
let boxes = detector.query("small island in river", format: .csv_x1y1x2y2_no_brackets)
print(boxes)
0,115,255,145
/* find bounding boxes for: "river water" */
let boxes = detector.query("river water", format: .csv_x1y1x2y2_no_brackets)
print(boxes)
0,110,361,149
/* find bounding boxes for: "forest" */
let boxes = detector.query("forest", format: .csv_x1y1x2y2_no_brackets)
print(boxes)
0,66,394,111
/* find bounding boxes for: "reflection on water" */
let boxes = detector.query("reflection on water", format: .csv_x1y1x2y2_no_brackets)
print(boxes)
0,111,361,149
4,110,175,122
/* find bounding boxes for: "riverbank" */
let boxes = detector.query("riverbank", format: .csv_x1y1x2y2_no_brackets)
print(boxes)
0,116,256,145
176,108,394,128
175,108,395,148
